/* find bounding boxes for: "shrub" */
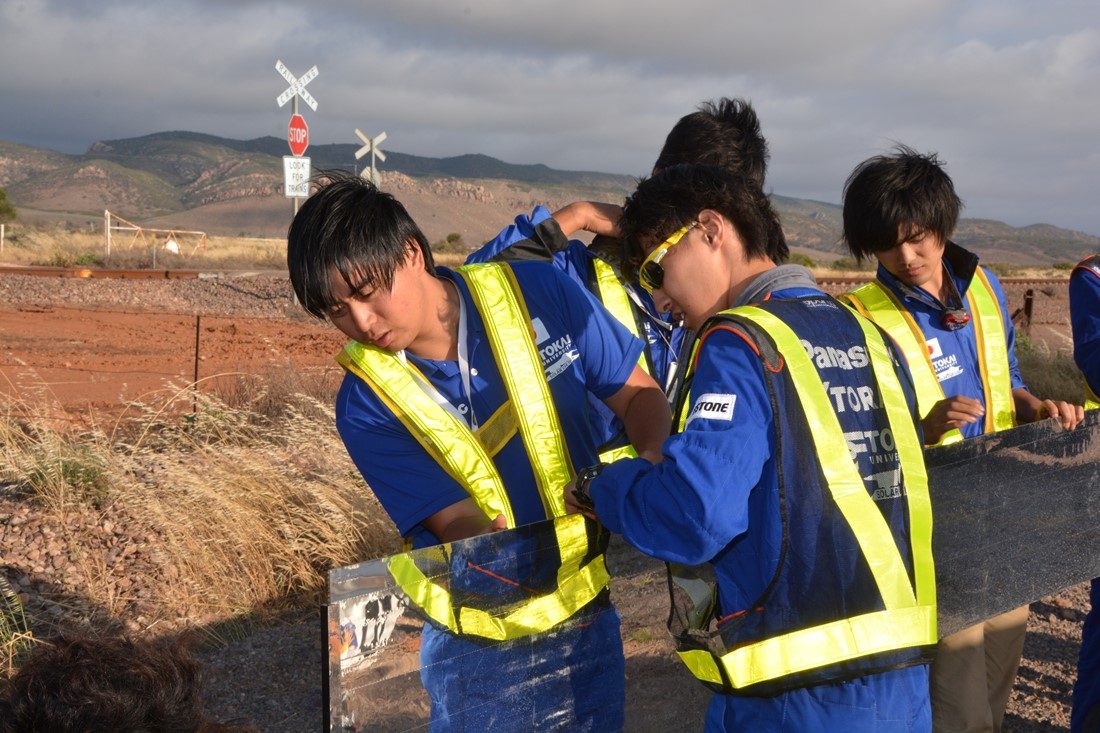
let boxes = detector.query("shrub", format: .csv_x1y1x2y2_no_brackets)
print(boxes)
74,252,104,267
830,256,873,271
1016,337,1091,404
984,262,1020,278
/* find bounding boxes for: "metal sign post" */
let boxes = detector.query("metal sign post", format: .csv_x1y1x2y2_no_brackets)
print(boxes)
354,129,387,186
275,60,319,215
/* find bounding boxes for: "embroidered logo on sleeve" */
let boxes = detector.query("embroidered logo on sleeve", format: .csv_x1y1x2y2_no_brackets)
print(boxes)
685,393,737,427
531,317,578,382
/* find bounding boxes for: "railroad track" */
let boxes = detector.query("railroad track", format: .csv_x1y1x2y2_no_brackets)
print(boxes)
0,265,202,279
817,275,1069,287
0,266,1070,288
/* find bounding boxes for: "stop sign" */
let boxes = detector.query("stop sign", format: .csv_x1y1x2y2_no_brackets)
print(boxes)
288,114,309,157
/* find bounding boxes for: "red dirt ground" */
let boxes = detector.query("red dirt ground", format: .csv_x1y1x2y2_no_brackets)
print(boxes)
0,305,345,413
0,275,1074,414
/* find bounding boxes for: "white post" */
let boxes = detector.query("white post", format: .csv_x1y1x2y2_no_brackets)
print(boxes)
104,209,111,260
1,223,5,254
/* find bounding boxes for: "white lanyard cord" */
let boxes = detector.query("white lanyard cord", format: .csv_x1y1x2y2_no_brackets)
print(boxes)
395,278,478,430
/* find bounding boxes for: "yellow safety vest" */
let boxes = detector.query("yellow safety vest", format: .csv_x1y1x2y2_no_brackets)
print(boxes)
336,262,610,641
842,268,1016,445
1086,384,1099,412
673,305,936,692
591,256,645,462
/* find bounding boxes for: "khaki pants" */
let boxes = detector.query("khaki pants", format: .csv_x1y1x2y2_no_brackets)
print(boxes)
931,604,1029,732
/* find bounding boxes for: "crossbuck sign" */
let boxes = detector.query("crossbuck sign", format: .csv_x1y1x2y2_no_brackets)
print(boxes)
275,60,319,112
355,129,387,186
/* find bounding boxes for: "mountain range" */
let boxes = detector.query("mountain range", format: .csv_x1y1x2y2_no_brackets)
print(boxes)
1,132,1096,266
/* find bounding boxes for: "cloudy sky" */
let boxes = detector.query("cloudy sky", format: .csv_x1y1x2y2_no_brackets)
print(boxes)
2,0,1098,234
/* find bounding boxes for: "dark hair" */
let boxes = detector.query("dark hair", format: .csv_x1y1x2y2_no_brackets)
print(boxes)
0,633,250,733
619,164,787,276
842,145,963,261
652,97,769,186
286,170,434,319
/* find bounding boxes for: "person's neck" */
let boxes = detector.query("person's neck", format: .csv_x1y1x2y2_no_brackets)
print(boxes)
924,263,949,304
725,258,777,308
407,275,460,361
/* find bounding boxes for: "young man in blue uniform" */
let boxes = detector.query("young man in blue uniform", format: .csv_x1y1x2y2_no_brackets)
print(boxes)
467,97,770,402
840,146,1084,732
1070,254,1100,733
286,172,671,731
567,164,936,732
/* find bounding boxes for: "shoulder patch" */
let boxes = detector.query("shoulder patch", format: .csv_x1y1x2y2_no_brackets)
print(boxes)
685,392,737,427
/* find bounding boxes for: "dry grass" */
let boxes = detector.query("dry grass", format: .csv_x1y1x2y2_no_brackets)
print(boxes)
0,576,31,675
0,224,287,270
0,222,469,271
1016,336,1092,404
0,376,401,645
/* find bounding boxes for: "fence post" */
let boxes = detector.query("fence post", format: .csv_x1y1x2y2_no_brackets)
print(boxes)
193,314,201,415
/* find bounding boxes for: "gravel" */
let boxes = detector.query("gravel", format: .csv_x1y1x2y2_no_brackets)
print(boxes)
0,272,304,320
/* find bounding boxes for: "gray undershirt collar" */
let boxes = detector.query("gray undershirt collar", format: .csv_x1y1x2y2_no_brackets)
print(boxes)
730,264,819,308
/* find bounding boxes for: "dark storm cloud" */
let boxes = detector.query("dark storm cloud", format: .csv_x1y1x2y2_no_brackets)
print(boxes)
1,0,1098,233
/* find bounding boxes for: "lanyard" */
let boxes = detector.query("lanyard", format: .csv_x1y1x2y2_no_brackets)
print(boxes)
396,278,478,430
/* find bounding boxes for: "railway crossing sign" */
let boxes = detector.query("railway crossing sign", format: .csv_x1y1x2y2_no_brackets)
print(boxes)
275,60,319,112
354,129,387,186
288,114,309,157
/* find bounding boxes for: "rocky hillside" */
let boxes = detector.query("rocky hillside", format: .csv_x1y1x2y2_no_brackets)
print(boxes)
2,133,1097,265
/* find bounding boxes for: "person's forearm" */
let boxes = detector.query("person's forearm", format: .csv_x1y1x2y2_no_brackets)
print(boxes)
551,201,621,239
621,385,672,462
1013,387,1043,423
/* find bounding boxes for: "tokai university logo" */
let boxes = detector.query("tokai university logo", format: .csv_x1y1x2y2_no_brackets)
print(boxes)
686,393,737,427
531,317,578,382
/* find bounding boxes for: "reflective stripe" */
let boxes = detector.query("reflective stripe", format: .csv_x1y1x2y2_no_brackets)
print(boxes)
737,308,933,611
338,262,607,639
842,285,962,446
387,514,610,640
591,258,650,374
1085,383,1099,411
591,259,645,460
969,268,1016,432
337,345,514,526
675,306,935,689
599,444,638,462
460,263,574,517
476,400,518,457
677,605,936,688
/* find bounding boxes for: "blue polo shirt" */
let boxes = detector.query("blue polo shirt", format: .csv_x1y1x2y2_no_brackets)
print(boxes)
335,262,643,549
872,242,1025,439
1070,258,1100,392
